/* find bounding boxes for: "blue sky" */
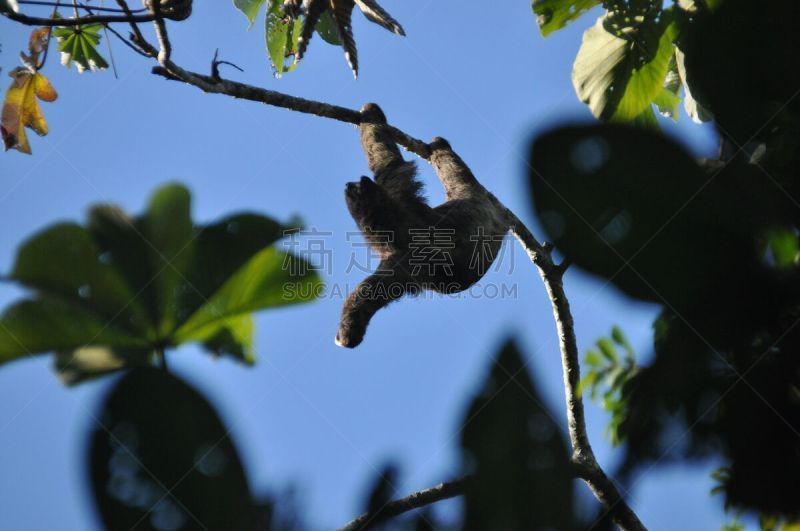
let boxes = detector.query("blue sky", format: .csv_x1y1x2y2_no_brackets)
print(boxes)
0,2,727,529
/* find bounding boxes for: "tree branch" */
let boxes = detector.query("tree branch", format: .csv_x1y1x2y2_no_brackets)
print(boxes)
338,476,470,531
505,208,646,531
2,10,157,26
150,64,432,159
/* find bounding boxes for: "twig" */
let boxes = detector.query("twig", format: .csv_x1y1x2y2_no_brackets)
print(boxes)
17,0,147,12
2,10,157,26
150,0,170,63
338,476,470,531
150,64,432,158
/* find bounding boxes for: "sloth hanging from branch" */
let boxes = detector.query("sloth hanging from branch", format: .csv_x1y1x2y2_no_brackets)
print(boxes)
336,104,511,348
283,0,405,77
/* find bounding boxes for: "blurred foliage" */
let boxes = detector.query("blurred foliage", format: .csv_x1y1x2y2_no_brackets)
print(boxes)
528,0,800,520
459,340,576,530
532,0,717,129
579,326,638,445
89,368,256,531
233,0,403,78
0,182,321,384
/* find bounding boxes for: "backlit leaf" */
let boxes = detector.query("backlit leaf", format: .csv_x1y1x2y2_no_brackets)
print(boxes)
53,24,109,73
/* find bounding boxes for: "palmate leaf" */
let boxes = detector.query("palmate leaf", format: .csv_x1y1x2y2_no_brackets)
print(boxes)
572,10,677,123
0,182,321,383
52,24,109,73
532,0,601,37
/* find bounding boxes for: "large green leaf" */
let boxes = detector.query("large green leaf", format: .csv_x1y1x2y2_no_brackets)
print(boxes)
0,299,147,363
233,0,265,27
573,11,677,122
176,212,291,323
461,340,574,530
52,24,109,73
532,0,601,37
11,222,149,334
265,0,302,77
0,183,320,380
175,248,321,341
138,184,195,336
183,314,255,365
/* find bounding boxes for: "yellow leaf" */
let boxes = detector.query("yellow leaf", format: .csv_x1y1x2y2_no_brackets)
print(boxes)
1,68,58,154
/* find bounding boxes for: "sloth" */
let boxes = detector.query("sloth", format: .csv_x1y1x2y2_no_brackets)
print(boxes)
335,103,509,348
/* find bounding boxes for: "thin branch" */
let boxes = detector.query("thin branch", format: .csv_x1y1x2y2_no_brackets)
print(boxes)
150,64,432,159
150,0,170,63
17,0,147,12
338,476,470,531
114,0,151,57
2,10,157,26
506,208,646,531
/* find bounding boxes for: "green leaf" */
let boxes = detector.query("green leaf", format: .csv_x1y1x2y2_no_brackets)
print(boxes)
315,9,342,45
597,337,618,362
175,212,295,322
233,0,266,27
611,325,636,360
0,182,319,381
11,222,149,333
0,299,147,364
573,12,677,122
767,230,800,268
53,24,109,73
585,349,601,366
184,314,255,365
532,0,600,37
266,0,302,77
174,248,321,341
577,370,597,397
139,183,195,336
653,87,680,121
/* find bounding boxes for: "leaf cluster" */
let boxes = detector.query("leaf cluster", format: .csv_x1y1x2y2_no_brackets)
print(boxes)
0,183,321,384
528,0,800,519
